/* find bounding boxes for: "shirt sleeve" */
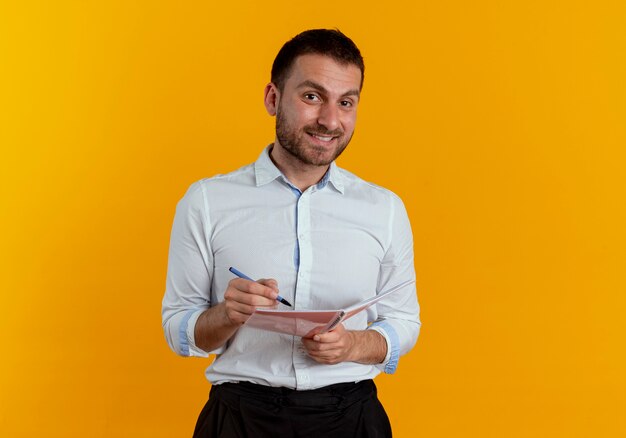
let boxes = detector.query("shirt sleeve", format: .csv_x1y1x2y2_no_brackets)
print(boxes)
368,192,421,374
161,181,224,357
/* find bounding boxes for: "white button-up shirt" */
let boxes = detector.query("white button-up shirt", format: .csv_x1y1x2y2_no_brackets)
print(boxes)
162,147,421,390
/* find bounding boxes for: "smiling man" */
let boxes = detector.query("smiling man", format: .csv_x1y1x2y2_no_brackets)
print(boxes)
162,29,421,437
271,53,359,167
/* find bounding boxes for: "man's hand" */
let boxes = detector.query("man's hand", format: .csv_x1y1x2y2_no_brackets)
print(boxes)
302,324,388,365
301,324,356,364
223,278,279,325
194,278,279,352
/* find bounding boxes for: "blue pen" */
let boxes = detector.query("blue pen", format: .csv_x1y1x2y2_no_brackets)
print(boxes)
229,267,293,307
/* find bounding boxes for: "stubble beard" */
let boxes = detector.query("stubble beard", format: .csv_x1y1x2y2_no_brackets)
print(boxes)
275,105,353,167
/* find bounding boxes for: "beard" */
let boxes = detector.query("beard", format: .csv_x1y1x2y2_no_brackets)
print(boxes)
275,105,353,166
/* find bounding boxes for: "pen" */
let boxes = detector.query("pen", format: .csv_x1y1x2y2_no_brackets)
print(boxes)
228,267,293,307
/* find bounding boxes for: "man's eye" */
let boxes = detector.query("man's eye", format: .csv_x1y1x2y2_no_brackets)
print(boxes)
340,100,353,107
304,94,320,101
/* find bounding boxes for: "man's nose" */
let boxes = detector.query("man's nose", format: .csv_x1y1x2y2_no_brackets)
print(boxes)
317,103,340,131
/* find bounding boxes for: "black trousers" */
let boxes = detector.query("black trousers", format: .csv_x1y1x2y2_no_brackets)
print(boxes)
192,380,392,438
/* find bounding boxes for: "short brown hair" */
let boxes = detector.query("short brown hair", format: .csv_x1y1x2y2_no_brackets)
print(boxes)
271,29,365,91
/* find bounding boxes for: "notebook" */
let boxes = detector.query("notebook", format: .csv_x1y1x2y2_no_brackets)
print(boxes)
243,280,415,338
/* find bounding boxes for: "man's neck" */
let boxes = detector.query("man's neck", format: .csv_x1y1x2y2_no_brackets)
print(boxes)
269,143,330,192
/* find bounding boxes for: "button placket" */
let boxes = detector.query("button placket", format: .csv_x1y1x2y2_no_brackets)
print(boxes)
292,191,314,390
294,192,312,309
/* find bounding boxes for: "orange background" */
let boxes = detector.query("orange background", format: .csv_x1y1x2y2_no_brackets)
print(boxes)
1,1,625,437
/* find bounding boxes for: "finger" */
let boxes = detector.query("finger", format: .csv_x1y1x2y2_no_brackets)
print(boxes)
302,337,341,354
301,337,318,351
243,279,279,300
225,299,259,315
227,279,278,303
257,278,279,292
224,288,275,309
306,345,340,357
223,288,278,325
312,330,341,344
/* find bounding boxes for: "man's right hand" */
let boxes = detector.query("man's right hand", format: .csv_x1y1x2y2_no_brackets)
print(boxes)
194,277,280,352
223,278,279,325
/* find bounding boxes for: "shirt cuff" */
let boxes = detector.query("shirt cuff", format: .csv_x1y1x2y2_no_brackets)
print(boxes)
369,321,400,374
180,309,225,357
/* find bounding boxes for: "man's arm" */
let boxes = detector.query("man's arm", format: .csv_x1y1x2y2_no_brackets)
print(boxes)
366,194,421,373
162,182,215,357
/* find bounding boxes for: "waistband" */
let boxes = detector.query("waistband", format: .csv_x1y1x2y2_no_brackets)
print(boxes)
211,380,377,408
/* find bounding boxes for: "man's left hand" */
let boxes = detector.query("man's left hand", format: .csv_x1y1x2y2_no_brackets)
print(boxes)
302,324,357,365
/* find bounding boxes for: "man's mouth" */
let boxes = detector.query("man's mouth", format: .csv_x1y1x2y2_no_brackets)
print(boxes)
307,132,340,143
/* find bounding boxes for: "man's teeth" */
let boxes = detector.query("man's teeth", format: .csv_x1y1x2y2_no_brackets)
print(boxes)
312,134,334,142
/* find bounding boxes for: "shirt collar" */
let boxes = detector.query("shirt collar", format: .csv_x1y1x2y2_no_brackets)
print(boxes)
320,161,345,194
254,145,345,194
254,145,283,187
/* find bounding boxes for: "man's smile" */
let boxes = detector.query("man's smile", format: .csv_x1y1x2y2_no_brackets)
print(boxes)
309,133,335,142
306,129,342,145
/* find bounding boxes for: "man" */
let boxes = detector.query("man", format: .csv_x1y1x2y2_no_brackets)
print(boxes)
162,29,421,437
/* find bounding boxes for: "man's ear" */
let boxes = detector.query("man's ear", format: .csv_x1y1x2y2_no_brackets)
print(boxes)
264,83,280,116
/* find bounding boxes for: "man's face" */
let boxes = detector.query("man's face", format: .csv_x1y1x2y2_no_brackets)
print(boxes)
272,54,362,167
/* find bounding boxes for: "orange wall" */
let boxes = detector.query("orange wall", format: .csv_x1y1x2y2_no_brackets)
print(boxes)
1,1,625,437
